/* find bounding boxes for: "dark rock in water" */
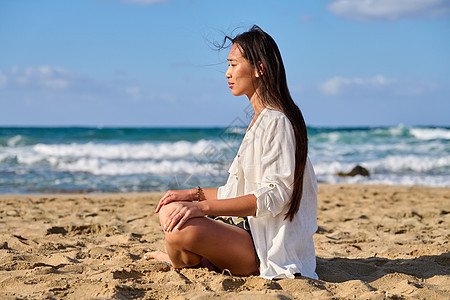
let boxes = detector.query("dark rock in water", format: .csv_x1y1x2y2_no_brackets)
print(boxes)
335,165,370,177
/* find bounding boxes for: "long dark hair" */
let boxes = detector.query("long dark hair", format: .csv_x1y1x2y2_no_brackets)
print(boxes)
223,25,308,221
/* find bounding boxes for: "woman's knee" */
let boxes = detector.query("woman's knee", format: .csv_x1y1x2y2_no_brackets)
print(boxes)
157,204,174,227
165,219,203,249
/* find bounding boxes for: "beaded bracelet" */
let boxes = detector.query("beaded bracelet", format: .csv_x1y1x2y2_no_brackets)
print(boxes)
196,186,201,202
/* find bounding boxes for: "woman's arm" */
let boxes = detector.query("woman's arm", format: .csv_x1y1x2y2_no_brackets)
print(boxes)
198,188,218,201
199,194,257,217
154,187,219,213
163,194,257,232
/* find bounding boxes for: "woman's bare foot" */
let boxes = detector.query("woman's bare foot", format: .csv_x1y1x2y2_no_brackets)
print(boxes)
144,251,223,273
144,250,171,265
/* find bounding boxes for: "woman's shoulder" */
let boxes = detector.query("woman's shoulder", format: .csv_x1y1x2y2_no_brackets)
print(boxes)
261,108,292,128
262,107,288,121
255,108,294,140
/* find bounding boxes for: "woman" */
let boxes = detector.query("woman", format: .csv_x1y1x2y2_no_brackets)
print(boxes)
145,25,318,280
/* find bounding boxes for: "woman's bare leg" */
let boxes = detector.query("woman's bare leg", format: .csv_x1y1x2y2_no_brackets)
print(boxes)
146,203,258,276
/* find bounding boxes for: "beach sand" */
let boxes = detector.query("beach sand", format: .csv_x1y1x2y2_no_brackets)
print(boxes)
0,184,448,299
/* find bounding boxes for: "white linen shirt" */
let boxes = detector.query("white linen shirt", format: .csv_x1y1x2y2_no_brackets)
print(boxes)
217,108,318,280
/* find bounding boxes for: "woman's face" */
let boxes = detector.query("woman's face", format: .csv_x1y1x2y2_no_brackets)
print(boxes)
225,43,258,98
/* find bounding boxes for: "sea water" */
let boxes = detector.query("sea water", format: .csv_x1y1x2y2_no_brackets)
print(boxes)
0,125,449,193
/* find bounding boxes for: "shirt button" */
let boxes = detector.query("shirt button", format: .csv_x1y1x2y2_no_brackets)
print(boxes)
235,176,238,180
269,183,274,188
237,154,240,157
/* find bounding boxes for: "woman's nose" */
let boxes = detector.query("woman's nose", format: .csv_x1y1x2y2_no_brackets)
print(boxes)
225,68,231,78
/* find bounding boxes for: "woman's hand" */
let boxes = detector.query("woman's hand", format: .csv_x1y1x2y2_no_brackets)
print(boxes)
163,201,205,232
155,189,195,213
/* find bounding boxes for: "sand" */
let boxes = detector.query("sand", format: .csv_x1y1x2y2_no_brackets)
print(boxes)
0,184,448,299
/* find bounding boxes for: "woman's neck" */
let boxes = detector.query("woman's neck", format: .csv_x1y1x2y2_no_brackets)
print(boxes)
247,93,266,132
248,93,265,116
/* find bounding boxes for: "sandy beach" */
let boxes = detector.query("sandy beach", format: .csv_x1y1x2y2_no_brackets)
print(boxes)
0,184,448,299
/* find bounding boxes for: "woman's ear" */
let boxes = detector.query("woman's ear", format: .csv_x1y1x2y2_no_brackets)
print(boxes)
255,61,265,77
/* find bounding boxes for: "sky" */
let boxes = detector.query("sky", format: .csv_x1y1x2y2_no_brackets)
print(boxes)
0,0,449,127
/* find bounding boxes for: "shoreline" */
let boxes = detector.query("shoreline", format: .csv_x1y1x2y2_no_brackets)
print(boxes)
1,183,449,197
1,184,449,299
1,183,448,197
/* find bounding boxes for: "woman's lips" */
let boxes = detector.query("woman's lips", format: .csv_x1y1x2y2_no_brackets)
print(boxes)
228,82,234,88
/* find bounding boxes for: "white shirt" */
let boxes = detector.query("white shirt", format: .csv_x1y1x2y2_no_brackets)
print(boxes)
217,108,318,280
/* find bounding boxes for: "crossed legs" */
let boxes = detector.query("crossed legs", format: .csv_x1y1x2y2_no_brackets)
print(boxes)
145,203,259,276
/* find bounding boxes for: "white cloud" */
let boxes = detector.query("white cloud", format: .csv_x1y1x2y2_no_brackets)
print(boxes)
43,78,69,89
319,75,395,95
327,0,450,21
148,92,177,102
119,0,168,4
0,65,178,104
5,66,73,90
0,66,117,95
125,86,141,98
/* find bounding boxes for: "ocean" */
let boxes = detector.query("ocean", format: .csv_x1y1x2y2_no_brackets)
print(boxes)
1,125,449,194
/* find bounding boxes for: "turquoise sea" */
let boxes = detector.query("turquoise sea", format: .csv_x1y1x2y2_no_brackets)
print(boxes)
1,125,449,193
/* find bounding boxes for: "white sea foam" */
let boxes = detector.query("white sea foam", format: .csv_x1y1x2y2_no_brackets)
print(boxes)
314,125,450,142
313,154,449,176
310,138,448,160
56,158,224,176
317,173,450,187
0,152,11,163
313,160,352,176
386,124,408,137
16,152,47,165
224,127,246,135
7,135,23,147
0,146,45,165
2,140,233,176
410,127,450,140
32,139,233,160
365,155,450,173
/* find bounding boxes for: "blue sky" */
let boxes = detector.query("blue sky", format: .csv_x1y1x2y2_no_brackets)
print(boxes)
1,0,449,127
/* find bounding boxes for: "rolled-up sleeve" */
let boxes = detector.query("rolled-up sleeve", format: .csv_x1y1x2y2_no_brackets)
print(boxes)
249,115,296,217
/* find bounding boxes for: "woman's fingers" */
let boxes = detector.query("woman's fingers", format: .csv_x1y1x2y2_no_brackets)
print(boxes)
164,202,202,232
155,198,167,213
165,209,185,232
154,189,193,214
160,200,205,232
175,211,189,230
172,212,185,231
155,191,173,213
164,206,177,231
